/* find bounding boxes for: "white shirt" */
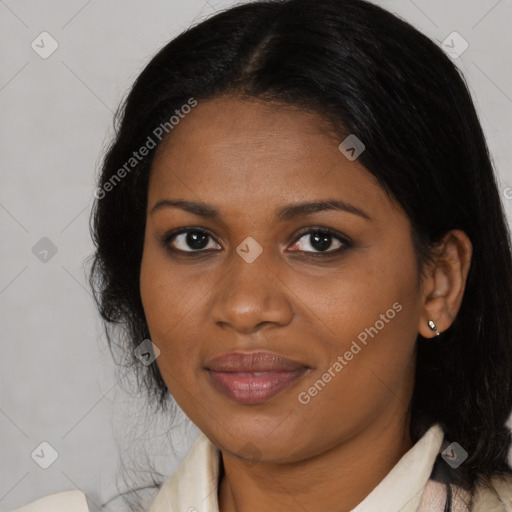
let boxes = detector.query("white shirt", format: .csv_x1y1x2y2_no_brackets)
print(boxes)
10,423,452,512
149,423,445,512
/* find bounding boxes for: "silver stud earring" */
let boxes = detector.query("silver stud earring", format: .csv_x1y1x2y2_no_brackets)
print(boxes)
428,319,440,337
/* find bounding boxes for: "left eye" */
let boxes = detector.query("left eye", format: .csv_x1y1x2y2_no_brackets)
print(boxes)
289,230,347,253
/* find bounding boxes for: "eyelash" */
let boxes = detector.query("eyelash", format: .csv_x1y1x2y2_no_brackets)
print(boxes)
160,226,353,258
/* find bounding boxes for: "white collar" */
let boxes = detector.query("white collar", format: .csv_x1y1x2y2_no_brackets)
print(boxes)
150,424,444,512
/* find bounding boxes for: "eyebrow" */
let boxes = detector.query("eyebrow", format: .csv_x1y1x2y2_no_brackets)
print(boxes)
150,198,372,222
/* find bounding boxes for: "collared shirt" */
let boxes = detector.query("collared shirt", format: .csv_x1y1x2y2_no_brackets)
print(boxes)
150,423,446,512
11,423,459,512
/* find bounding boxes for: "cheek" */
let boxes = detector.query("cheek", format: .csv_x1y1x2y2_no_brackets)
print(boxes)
139,249,197,370
296,244,419,350
140,276,202,405
139,243,204,338
295,238,420,395
293,282,418,444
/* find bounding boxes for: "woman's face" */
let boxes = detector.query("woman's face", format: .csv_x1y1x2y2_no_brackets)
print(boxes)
140,96,425,463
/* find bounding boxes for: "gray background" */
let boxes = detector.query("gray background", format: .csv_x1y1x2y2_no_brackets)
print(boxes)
1,0,511,510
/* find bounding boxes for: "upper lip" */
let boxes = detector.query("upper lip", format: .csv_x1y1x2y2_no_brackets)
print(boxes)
205,351,308,372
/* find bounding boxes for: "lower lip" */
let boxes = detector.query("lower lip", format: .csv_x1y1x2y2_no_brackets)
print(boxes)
207,369,307,404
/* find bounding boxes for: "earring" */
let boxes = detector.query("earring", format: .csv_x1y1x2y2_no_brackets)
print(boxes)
428,319,440,337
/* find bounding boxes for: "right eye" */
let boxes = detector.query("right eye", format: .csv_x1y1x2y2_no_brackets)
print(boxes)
162,228,222,253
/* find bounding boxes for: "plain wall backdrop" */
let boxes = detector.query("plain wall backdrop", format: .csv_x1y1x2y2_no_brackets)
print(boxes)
1,0,511,510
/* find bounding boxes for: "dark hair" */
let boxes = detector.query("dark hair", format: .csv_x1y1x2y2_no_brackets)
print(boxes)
89,0,512,507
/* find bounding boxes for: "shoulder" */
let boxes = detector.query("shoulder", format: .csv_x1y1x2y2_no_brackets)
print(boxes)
7,490,90,512
471,472,512,512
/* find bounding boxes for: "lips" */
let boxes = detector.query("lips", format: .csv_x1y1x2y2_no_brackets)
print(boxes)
205,351,309,404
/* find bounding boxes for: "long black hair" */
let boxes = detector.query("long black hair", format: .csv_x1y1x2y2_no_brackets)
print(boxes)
89,0,512,508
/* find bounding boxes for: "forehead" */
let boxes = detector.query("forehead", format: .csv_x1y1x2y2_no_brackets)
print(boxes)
148,96,400,222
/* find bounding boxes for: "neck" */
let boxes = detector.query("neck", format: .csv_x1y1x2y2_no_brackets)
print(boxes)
218,412,413,512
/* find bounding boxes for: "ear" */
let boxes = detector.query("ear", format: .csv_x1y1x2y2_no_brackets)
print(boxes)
417,229,473,338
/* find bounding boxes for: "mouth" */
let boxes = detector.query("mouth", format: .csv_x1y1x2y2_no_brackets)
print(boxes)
205,351,309,405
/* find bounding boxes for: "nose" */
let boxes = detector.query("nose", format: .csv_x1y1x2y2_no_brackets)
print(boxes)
209,247,294,334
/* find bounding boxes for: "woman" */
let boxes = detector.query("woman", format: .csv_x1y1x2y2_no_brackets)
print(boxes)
12,0,512,510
